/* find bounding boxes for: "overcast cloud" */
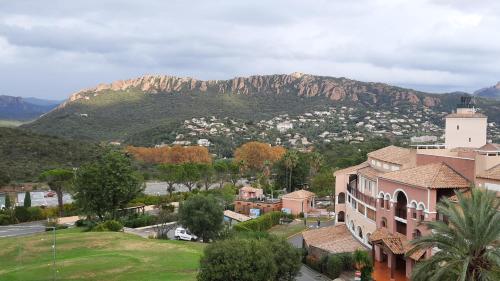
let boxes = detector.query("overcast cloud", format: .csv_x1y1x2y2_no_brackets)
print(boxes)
1,0,499,99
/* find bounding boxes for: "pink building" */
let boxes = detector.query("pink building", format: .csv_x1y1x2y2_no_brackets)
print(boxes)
238,186,264,200
333,102,500,279
282,190,316,215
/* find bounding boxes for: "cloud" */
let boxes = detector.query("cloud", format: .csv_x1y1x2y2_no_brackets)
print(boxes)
0,0,498,99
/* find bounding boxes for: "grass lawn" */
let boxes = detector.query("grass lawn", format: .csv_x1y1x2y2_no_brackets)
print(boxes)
0,228,204,281
268,221,307,238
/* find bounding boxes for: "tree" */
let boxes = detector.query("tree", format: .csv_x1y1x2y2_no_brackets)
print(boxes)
353,249,373,281
408,188,500,281
40,168,74,217
311,169,335,197
74,151,143,220
4,194,11,209
23,191,31,208
234,141,286,173
178,194,223,242
265,237,302,281
213,159,229,189
275,152,310,192
308,152,324,178
180,163,201,192
157,163,183,195
198,239,277,281
0,171,10,188
197,163,214,190
283,150,299,192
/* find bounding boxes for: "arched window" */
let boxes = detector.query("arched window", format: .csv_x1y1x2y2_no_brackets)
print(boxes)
410,202,417,219
337,211,345,222
381,217,387,228
413,229,422,239
357,226,363,239
366,233,371,245
395,191,408,219
338,192,346,204
350,220,355,231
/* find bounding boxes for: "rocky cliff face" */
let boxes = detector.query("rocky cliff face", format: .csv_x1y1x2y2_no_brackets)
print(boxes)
62,73,441,108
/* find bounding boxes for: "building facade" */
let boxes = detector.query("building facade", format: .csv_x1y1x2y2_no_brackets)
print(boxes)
333,103,500,279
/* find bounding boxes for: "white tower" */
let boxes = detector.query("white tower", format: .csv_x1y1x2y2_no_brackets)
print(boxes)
445,97,487,149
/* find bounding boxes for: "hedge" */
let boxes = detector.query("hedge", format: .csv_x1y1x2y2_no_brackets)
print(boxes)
233,211,281,232
305,252,357,280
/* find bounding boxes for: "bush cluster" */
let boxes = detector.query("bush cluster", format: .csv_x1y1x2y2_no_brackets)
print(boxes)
91,220,124,232
305,252,359,280
0,203,80,225
121,214,157,228
233,211,281,232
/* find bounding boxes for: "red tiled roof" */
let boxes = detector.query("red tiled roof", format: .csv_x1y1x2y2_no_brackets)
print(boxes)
477,164,500,181
358,166,385,180
302,225,366,254
367,146,414,165
380,162,470,189
334,162,369,176
282,189,315,200
370,228,426,260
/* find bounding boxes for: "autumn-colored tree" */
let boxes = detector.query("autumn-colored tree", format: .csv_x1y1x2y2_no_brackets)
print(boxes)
234,142,286,173
126,145,212,164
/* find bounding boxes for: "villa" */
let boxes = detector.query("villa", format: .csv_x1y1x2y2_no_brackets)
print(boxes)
334,99,500,280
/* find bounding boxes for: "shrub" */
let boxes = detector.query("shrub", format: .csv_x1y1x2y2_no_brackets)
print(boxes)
361,265,373,281
92,223,108,232
0,214,13,225
319,255,329,273
14,206,30,222
326,254,342,279
75,219,86,227
305,255,321,272
233,211,281,232
27,207,45,221
338,252,355,271
102,220,123,232
122,214,157,228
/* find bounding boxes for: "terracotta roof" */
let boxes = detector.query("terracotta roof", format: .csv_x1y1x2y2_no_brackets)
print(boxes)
240,186,263,193
370,228,426,260
478,143,500,151
446,113,487,118
367,146,414,165
223,210,251,222
380,162,470,189
477,164,500,181
334,162,369,176
358,166,385,180
282,189,315,200
302,225,366,254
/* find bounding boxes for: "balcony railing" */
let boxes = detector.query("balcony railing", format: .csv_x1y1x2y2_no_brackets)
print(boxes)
347,183,377,208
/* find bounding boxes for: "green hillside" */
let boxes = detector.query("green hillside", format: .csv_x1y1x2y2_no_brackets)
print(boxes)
0,127,104,182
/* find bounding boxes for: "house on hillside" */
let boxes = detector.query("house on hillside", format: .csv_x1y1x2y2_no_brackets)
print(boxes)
281,190,316,216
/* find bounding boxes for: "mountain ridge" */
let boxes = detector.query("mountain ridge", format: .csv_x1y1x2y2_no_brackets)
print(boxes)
24,73,500,142
0,95,59,121
474,82,500,100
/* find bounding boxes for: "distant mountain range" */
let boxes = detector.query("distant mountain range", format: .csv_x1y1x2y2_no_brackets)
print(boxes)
0,95,60,121
23,73,500,143
474,82,500,100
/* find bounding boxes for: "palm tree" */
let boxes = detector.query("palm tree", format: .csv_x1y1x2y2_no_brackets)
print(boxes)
308,152,324,178
283,151,299,192
408,188,500,281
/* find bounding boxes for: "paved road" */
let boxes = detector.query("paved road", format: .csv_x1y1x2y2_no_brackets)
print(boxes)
296,265,331,281
0,221,46,238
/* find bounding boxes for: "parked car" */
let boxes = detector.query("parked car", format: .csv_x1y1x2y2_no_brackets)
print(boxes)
174,227,198,241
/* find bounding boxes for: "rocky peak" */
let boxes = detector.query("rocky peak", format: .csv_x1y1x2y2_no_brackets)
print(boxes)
61,73,441,108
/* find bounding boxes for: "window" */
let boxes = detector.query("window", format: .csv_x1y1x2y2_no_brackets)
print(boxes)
457,125,459,130
381,217,387,228
413,229,421,239
367,208,376,221
338,192,346,204
412,210,417,219
419,213,425,222
380,198,385,209
469,137,471,142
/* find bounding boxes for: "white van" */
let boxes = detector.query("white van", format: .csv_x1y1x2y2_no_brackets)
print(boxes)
174,227,198,241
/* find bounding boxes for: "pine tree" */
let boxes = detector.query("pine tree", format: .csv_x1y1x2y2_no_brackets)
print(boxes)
23,191,31,208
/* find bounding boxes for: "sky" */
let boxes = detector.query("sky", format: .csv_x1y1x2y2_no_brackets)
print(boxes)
0,0,499,100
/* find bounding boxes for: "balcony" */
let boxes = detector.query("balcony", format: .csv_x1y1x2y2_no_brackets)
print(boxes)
395,208,407,220
346,183,377,208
